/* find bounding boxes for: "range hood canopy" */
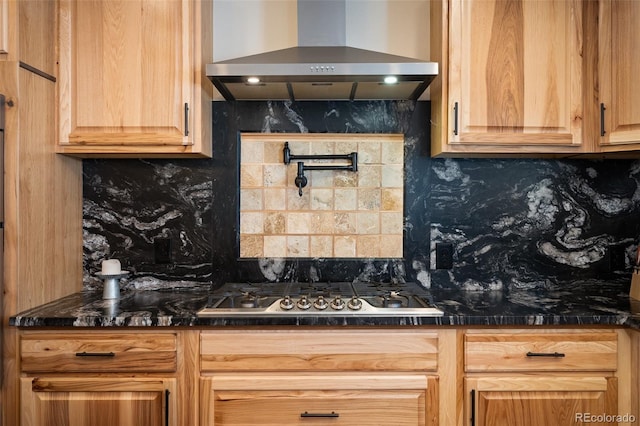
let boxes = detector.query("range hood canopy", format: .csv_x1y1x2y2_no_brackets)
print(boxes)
207,0,438,101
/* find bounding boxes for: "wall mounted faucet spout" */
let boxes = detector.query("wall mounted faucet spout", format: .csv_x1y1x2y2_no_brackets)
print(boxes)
283,142,358,196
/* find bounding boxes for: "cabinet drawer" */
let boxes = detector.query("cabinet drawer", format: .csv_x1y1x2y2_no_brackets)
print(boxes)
20,332,177,373
464,332,617,372
200,331,438,372
202,375,437,426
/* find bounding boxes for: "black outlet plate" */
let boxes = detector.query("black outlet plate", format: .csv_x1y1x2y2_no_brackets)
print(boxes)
609,245,627,272
435,242,454,269
154,238,171,264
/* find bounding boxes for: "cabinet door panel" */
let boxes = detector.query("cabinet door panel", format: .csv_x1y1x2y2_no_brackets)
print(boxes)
599,0,640,150
201,375,438,426
56,0,213,157
59,0,189,145
467,377,617,426
436,0,584,155
21,377,176,426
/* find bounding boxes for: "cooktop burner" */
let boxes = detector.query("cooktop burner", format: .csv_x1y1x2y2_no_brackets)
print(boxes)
197,282,443,317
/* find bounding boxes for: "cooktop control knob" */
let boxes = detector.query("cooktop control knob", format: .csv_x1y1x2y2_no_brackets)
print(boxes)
330,296,345,310
279,295,294,310
313,295,328,310
296,295,312,310
347,296,362,311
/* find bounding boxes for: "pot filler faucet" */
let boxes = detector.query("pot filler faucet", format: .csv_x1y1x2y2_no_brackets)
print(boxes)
283,142,358,196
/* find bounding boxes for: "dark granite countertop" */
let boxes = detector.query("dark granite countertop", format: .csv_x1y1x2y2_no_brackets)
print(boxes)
9,280,640,329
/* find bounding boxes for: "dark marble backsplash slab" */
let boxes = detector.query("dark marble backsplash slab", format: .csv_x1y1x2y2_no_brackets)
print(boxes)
83,101,640,293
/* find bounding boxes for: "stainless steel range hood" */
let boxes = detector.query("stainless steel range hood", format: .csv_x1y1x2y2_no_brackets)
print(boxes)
207,0,438,101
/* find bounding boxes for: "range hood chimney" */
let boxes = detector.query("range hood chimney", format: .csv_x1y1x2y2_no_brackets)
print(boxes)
207,0,438,101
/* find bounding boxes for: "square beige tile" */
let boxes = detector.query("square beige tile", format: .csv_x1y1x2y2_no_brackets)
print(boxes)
357,235,380,257
264,212,286,234
311,212,335,234
240,164,263,187
287,212,311,234
381,188,403,211
264,164,287,187
379,235,403,258
381,164,403,188
357,212,380,235
310,235,333,257
381,140,404,164
239,235,263,258
358,188,381,210
264,188,286,210
380,212,404,234
358,141,381,164
264,141,285,164
240,188,263,211
334,236,356,257
241,140,264,164
311,188,334,210
287,236,309,257
264,236,287,257
240,212,263,234
334,188,357,211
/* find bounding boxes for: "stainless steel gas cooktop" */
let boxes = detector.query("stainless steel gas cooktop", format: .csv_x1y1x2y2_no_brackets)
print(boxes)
197,281,443,317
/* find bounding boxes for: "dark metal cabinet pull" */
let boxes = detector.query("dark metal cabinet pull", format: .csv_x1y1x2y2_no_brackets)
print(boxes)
526,351,565,358
300,411,339,418
600,103,606,136
470,389,476,426
184,103,189,137
453,101,459,136
75,352,115,357
165,389,170,426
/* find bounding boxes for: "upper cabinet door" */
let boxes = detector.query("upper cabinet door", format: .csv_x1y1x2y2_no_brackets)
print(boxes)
431,0,585,156
598,0,640,153
57,0,213,158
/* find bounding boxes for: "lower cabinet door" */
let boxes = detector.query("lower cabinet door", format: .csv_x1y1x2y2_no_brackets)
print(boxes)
466,376,618,426
201,374,438,426
21,377,177,426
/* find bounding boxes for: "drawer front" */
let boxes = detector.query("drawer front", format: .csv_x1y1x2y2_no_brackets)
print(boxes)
465,332,617,372
200,331,438,372
21,332,177,373
213,389,426,426
202,375,437,426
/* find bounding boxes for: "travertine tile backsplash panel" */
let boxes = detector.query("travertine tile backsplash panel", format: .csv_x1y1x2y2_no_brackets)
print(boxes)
239,133,404,258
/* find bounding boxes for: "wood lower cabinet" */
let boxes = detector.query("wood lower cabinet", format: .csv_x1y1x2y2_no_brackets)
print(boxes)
466,377,617,426
18,331,182,426
463,330,621,426
14,327,631,426
21,377,176,426
199,330,441,426
201,375,437,426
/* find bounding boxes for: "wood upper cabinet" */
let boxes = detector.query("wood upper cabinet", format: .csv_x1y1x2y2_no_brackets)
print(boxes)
56,0,213,158
430,0,585,156
598,0,640,153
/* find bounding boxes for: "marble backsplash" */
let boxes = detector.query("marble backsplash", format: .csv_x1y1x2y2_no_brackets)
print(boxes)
83,101,640,292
